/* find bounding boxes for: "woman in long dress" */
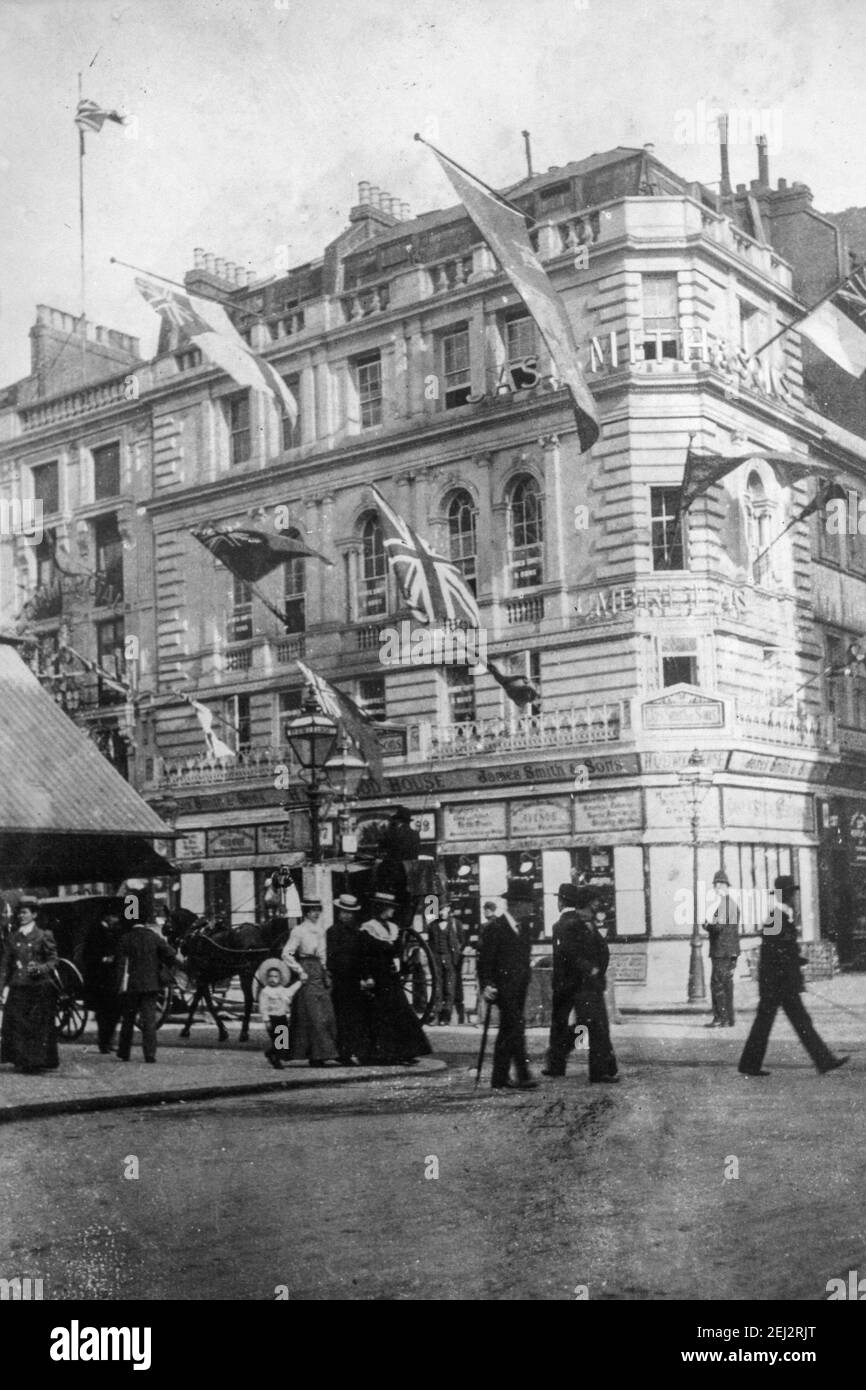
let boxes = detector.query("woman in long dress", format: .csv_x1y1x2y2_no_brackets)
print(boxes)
281,898,338,1066
0,900,60,1074
358,892,432,1065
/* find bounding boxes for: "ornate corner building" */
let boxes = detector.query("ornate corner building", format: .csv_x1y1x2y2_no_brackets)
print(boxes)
2,142,866,999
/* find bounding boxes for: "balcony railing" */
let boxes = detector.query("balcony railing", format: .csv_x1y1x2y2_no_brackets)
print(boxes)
340,284,391,322
19,374,132,432
505,594,545,625
419,702,627,761
274,635,306,663
427,255,474,294
152,743,292,789
734,702,835,749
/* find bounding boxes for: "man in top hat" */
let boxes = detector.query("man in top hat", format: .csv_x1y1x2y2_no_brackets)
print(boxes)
543,885,619,1083
326,894,368,1065
477,882,538,1090
428,906,466,1025
703,869,740,1027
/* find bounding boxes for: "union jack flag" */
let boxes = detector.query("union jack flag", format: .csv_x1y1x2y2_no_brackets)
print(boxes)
370,485,481,627
75,99,127,134
296,660,382,784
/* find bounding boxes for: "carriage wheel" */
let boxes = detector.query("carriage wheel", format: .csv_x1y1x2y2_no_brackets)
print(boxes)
399,928,435,1025
153,967,193,1029
53,959,87,1041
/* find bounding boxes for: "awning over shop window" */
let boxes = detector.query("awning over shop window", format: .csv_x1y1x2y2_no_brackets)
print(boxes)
0,832,175,889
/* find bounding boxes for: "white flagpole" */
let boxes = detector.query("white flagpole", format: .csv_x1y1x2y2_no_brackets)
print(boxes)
78,72,87,386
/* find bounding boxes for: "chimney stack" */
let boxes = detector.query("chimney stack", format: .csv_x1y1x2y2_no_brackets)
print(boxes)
756,133,769,186
718,115,732,197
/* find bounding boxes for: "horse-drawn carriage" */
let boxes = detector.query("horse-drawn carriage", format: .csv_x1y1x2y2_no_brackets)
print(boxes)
31,894,125,1041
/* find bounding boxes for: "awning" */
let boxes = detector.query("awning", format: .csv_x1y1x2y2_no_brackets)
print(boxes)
0,833,176,889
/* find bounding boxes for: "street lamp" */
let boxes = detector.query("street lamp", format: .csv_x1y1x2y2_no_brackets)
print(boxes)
285,688,339,864
678,747,716,1003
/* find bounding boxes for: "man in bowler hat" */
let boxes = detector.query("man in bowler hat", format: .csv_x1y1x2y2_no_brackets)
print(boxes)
703,869,740,1027
543,884,619,1083
477,882,538,1090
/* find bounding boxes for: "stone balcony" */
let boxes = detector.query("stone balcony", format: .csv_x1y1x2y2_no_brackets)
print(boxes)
733,701,835,750
410,701,629,763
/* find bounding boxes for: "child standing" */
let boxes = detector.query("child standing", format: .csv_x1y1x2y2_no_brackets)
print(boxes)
258,967,301,1069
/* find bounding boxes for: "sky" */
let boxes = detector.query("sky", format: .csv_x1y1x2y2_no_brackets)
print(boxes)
1,0,865,383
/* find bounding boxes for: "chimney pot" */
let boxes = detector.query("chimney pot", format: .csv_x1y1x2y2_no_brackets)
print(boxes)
358,180,371,205
193,247,205,270
756,133,769,186
204,253,216,273
643,143,655,153
777,177,788,191
389,196,401,217
215,257,227,278
736,183,746,194
379,190,391,211
400,201,411,220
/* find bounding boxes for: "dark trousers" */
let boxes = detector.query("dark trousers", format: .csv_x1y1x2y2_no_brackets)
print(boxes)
710,957,737,1024
548,989,618,1081
265,1014,289,1061
491,982,530,1087
117,991,158,1062
740,990,836,1073
94,999,122,1052
435,955,456,1022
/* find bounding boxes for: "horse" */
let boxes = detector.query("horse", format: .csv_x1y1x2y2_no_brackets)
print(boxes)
165,910,291,1042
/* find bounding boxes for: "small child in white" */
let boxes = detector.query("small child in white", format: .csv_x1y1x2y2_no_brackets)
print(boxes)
259,967,301,1069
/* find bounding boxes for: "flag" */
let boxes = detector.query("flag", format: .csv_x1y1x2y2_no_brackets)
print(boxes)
75,99,127,134
187,697,236,761
424,141,599,452
295,659,382,784
370,485,481,627
136,277,298,425
677,444,808,515
370,485,537,708
796,266,866,377
191,522,333,583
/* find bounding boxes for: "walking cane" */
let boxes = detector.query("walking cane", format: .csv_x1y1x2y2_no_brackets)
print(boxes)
474,999,493,1088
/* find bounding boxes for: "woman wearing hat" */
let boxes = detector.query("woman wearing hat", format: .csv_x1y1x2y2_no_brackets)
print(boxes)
739,877,848,1077
358,892,432,1064
0,900,60,1074
281,899,339,1066
327,895,369,1066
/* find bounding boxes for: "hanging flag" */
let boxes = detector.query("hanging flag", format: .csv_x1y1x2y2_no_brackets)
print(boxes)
750,481,849,576
136,277,298,424
295,659,382,784
421,139,599,452
794,266,866,377
75,99,127,134
191,522,333,583
371,485,481,627
676,443,808,515
186,696,236,761
370,485,537,708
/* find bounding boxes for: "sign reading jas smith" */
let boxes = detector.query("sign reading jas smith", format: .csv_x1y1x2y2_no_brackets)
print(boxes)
386,753,640,797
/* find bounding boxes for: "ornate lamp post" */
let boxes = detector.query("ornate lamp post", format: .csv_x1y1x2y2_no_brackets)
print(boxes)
284,689,339,865
678,748,716,1003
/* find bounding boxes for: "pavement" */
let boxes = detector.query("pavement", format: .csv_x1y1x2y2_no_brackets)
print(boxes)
1,971,863,1121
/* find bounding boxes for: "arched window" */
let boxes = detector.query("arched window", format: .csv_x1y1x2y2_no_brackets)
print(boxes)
745,470,776,586
507,475,544,590
447,489,478,595
360,512,388,617
282,527,306,633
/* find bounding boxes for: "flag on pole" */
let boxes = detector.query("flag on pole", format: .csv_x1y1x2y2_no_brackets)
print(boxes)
186,696,236,761
371,485,482,627
369,485,537,708
191,521,333,582
136,277,298,425
794,266,866,377
295,659,382,784
421,139,600,452
75,99,127,134
676,443,808,515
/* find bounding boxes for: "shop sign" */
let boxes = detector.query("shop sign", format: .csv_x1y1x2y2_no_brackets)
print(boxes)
411,811,437,841
257,819,311,855
727,751,828,783
444,803,507,840
849,811,866,865
641,689,726,731
386,754,639,798
509,799,571,837
722,787,813,833
174,830,207,860
641,750,728,774
608,946,648,982
644,786,721,828
573,789,643,834
206,826,257,857
574,581,751,627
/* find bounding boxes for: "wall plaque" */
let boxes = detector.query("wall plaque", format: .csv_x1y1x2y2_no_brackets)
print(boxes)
174,830,207,860
444,802,507,840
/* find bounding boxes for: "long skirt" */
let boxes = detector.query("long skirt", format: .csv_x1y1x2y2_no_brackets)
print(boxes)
289,958,338,1062
363,975,432,1063
1,985,59,1070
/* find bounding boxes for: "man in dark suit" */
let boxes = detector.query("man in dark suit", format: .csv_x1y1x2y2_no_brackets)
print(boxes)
703,870,740,1027
477,882,538,1090
116,914,177,1063
543,884,619,1083
326,894,368,1065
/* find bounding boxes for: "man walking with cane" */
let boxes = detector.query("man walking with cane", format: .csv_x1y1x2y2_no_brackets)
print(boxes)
476,882,537,1091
